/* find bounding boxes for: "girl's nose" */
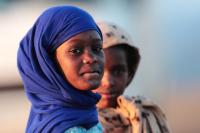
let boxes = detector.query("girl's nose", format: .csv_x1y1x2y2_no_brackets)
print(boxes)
101,72,114,88
83,50,97,64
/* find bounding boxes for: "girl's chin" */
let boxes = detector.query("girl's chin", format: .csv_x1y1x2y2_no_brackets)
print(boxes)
97,98,117,109
88,81,101,90
74,84,99,91
100,93,119,101
78,81,100,91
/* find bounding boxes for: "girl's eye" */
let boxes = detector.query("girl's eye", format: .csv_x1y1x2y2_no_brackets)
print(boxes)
93,46,102,52
113,69,123,76
112,67,126,76
69,48,82,54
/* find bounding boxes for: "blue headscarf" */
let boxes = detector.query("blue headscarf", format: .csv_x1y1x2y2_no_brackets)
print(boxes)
17,5,102,133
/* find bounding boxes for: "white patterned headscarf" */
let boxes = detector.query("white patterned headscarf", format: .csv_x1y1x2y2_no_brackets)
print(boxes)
98,22,140,86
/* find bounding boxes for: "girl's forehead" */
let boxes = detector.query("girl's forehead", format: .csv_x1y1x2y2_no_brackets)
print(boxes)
64,30,102,44
105,47,127,59
56,30,102,52
70,31,101,41
105,46,126,53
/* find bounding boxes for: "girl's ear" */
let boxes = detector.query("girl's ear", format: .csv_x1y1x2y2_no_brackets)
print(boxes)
126,71,134,86
126,65,138,87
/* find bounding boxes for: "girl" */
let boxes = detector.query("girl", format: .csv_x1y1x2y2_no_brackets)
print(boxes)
17,6,104,133
93,22,170,133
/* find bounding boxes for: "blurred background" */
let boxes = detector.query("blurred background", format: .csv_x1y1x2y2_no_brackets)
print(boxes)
0,0,200,132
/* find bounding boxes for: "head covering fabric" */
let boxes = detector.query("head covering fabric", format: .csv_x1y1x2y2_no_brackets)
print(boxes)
97,22,140,86
98,96,171,133
97,22,134,49
17,5,102,133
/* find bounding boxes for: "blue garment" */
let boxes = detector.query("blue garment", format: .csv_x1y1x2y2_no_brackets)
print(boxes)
64,123,102,133
17,5,102,133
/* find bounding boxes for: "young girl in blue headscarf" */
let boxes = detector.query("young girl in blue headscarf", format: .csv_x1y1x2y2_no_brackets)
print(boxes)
17,5,104,133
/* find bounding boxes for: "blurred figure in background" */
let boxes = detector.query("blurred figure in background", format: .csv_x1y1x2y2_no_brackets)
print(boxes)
93,22,170,133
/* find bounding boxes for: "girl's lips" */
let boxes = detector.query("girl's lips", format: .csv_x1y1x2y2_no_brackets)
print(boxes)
80,69,101,76
100,93,117,99
82,72,100,78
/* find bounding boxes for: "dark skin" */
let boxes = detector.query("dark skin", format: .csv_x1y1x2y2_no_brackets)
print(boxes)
55,30,105,91
93,46,131,109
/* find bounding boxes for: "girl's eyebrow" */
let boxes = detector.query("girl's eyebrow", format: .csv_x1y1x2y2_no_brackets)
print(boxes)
113,64,127,68
92,39,102,42
67,39,83,43
68,38,102,44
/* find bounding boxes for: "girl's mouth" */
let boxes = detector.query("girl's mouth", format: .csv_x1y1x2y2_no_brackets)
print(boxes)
81,70,101,79
99,92,117,99
80,66,102,76
82,71,99,77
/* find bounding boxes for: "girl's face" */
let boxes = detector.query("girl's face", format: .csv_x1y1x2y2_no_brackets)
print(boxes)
55,30,104,91
93,47,129,109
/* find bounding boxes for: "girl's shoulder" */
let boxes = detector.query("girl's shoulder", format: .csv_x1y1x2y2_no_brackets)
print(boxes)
98,95,171,133
117,95,170,132
64,122,102,133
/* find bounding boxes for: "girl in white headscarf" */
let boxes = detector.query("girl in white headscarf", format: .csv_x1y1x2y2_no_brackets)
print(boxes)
93,22,170,133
